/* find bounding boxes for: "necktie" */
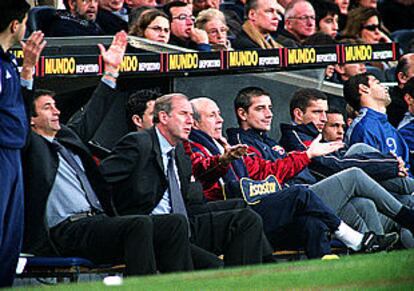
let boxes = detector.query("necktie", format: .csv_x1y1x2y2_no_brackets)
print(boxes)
167,149,189,219
52,139,103,212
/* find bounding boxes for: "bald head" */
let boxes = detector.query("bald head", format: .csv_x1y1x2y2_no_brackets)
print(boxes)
396,53,414,88
191,97,224,140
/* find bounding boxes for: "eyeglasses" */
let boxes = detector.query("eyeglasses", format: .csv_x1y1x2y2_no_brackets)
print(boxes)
362,24,380,32
172,14,195,22
206,27,229,36
147,26,170,33
289,15,316,22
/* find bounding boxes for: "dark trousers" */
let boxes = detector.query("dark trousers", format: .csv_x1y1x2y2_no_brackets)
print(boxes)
50,213,193,275
252,185,341,258
0,149,24,287
189,200,264,266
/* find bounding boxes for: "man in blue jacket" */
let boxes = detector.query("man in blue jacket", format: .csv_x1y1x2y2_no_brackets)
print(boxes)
0,1,46,286
344,73,412,178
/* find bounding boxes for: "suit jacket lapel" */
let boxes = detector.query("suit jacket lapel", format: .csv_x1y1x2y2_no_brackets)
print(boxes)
149,127,165,174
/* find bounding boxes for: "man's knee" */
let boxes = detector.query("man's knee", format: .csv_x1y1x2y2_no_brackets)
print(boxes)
342,167,365,179
237,208,263,230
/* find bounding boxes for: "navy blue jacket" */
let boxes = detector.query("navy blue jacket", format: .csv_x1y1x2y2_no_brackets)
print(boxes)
279,122,400,181
0,48,28,149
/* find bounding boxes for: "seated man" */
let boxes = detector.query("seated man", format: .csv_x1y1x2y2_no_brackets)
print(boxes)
388,53,414,127
281,0,316,45
185,97,399,256
226,87,414,237
48,0,104,36
163,1,211,51
96,0,129,34
23,32,193,276
232,0,296,49
398,77,414,173
100,93,268,267
279,87,414,199
344,73,413,178
311,0,339,39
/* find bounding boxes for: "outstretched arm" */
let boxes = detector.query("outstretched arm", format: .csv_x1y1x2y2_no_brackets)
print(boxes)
69,31,127,142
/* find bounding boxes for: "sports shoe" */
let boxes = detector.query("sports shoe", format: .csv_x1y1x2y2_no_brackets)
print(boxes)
361,231,399,252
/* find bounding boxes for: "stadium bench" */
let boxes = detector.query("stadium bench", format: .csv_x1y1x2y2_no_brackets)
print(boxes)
17,256,125,283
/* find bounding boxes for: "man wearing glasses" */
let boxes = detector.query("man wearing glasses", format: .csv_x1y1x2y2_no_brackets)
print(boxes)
232,0,296,49
163,1,211,51
282,0,316,45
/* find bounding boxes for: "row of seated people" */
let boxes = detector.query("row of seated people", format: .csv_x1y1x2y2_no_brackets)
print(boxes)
21,30,414,280
2,1,414,287
28,0,414,80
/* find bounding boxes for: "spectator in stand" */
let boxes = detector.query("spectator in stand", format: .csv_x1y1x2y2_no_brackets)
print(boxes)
350,0,377,9
282,0,316,45
129,9,171,43
192,0,243,37
398,77,414,172
49,0,104,36
163,1,211,51
388,53,414,127
125,0,157,10
96,0,129,34
310,0,340,39
195,8,232,50
334,0,349,30
341,7,393,80
232,0,295,49
128,5,153,31
342,7,391,44
378,0,414,32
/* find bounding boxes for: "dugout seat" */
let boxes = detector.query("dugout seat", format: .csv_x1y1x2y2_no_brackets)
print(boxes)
17,256,125,283
25,6,58,37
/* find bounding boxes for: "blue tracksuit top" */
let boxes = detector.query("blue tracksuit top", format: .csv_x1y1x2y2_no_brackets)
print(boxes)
0,48,28,149
346,107,411,175
398,112,414,171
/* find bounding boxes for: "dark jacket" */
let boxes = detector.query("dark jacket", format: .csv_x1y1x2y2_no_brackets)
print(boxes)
96,9,128,35
100,127,194,215
48,11,104,37
169,35,211,52
0,48,28,149
232,28,297,50
279,122,400,181
22,82,116,255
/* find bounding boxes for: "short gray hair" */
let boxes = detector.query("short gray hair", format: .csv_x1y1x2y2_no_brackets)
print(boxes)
153,93,188,124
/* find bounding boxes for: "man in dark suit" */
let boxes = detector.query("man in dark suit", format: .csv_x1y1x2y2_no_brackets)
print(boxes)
23,32,193,276
100,93,267,267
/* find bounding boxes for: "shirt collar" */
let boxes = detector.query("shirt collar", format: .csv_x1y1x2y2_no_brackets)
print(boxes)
155,127,174,156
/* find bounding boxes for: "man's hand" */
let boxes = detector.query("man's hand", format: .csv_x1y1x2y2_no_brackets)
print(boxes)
20,31,46,81
219,144,249,166
98,30,127,74
189,27,209,44
390,152,409,177
306,134,344,159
